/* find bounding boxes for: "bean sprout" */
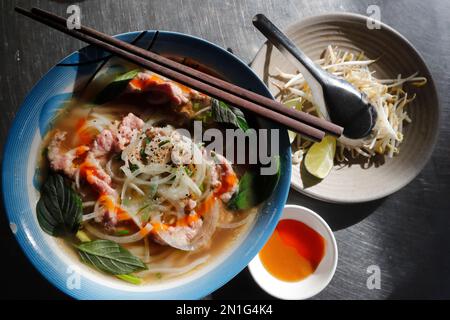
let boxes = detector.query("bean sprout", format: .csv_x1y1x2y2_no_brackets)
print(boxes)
274,45,427,162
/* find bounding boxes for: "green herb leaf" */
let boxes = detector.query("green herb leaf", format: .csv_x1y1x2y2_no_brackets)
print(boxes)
94,69,140,105
115,229,130,236
226,172,256,211
76,230,91,243
116,274,142,285
36,173,83,237
158,140,170,147
211,99,249,131
149,184,158,199
78,240,147,275
140,210,151,224
184,166,193,177
140,137,152,159
138,204,151,214
227,156,281,211
138,199,155,223
129,163,139,172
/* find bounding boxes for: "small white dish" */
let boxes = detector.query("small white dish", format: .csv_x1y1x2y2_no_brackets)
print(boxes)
248,205,338,300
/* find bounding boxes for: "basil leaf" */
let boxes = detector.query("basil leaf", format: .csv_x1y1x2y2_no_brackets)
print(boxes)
211,99,249,131
36,173,82,237
227,156,281,211
77,240,147,275
95,69,140,104
227,171,257,211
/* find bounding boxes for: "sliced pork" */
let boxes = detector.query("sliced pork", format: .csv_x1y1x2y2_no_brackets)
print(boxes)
47,131,89,178
128,72,189,106
47,113,145,199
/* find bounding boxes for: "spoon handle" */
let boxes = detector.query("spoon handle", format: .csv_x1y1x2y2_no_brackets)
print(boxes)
252,14,330,120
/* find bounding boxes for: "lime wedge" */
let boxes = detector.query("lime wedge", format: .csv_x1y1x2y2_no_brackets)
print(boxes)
284,99,302,144
304,136,336,179
284,99,302,111
288,130,297,144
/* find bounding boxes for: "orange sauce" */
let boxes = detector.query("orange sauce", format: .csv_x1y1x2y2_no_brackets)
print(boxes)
214,171,238,197
259,219,326,282
75,118,94,145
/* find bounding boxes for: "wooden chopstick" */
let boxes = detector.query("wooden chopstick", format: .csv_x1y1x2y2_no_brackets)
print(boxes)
15,7,339,142
31,7,343,138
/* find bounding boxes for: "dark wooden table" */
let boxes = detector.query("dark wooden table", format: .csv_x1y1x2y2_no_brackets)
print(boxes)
1,0,449,300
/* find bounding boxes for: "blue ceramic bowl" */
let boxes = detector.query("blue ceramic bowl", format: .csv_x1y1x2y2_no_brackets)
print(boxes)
2,31,291,299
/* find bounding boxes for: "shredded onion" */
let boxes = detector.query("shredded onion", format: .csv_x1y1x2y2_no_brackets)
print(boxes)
82,212,97,222
82,201,96,208
84,223,153,244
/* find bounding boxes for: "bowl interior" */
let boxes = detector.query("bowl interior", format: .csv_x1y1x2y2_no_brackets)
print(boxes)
251,13,440,203
2,30,291,299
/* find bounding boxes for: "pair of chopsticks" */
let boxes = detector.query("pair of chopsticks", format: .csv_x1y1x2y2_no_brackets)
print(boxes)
15,7,343,142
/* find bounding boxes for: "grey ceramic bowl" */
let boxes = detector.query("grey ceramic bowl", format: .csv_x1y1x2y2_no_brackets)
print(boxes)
251,12,440,203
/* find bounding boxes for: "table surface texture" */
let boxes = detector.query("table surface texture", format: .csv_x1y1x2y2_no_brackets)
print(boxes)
1,0,449,300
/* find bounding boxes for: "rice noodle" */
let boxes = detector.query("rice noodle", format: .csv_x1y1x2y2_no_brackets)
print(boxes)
218,212,255,229
143,237,151,263
146,249,173,263
137,255,210,275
